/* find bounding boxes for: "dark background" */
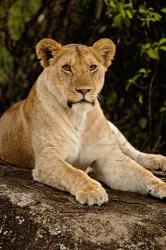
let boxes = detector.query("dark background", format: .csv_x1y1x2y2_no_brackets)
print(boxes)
0,0,166,154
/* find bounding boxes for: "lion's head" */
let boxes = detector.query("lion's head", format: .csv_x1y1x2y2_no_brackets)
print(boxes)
36,38,116,109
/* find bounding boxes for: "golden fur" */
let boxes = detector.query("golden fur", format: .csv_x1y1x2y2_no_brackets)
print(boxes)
0,38,166,205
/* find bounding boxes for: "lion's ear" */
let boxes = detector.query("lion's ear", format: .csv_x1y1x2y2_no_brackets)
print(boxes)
93,38,116,68
36,38,62,67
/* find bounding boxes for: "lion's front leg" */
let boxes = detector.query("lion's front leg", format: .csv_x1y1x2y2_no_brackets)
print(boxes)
93,149,166,200
32,148,108,206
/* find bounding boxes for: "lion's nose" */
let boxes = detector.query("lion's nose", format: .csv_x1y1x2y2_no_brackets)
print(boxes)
75,88,92,95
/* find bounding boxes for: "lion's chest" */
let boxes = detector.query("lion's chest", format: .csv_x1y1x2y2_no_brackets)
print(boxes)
63,104,96,169
65,131,81,165
64,128,98,171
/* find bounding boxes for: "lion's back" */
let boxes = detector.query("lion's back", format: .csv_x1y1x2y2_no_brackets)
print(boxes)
0,101,34,168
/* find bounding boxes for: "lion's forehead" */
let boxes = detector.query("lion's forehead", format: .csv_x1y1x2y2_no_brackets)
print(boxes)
59,45,98,64
64,43,87,48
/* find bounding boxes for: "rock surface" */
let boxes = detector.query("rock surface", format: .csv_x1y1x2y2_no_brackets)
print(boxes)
0,161,166,250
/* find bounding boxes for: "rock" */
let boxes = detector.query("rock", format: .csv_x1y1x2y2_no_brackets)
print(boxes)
0,161,166,250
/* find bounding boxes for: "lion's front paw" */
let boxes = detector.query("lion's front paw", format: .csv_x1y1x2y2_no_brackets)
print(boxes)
148,179,166,200
75,182,108,206
141,154,166,171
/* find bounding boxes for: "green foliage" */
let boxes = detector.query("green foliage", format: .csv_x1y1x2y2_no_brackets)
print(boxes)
0,0,166,153
105,0,135,27
0,45,13,86
8,0,41,40
141,38,166,60
138,5,162,27
126,68,152,91
104,0,166,153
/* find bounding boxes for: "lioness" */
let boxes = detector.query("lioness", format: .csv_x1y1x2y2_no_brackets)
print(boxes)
0,38,166,205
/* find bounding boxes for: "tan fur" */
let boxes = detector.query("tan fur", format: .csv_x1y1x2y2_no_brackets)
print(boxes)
0,38,166,205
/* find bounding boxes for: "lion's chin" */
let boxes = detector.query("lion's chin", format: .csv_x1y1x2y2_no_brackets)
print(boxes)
67,100,95,109
71,102,94,113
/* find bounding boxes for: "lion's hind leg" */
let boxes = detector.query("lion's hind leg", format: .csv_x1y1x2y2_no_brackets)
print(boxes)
108,121,166,172
136,153,166,171
93,151,166,200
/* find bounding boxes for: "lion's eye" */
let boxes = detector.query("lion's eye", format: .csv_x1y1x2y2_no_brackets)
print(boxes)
90,64,97,71
62,64,71,72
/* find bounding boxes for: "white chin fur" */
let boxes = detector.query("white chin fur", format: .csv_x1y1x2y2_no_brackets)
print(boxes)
72,102,93,112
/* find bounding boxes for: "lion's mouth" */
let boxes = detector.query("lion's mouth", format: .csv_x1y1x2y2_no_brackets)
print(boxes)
67,99,95,108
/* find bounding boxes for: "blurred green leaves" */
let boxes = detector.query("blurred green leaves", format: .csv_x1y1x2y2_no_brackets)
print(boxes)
105,0,163,28
0,45,13,86
126,68,152,91
8,0,41,40
138,6,161,27
105,0,135,27
141,38,166,60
